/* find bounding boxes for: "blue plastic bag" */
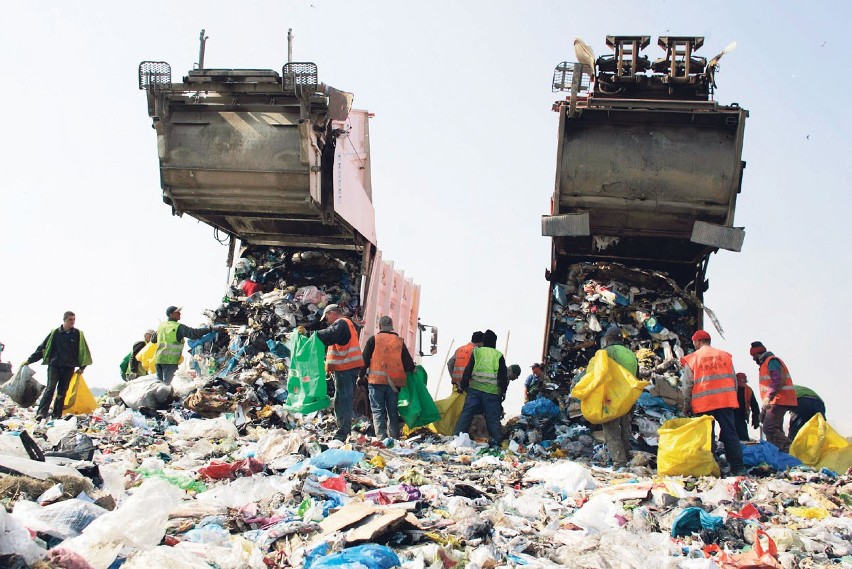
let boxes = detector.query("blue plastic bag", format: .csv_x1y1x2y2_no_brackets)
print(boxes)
309,449,364,470
671,507,724,537
521,397,561,419
742,440,802,470
309,544,401,569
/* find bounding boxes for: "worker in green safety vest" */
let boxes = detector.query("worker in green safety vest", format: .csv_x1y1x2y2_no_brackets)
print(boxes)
454,329,508,448
23,311,92,420
154,305,220,384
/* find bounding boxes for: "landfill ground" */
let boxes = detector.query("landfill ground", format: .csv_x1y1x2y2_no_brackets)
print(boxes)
0,395,850,569
0,247,850,568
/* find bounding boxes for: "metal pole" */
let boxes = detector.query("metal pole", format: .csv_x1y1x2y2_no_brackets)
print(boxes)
198,29,209,70
503,330,511,360
287,28,293,63
433,338,455,399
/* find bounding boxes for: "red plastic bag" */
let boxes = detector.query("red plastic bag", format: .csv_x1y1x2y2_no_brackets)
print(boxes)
198,457,264,480
728,503,761,520
718,530,782,569
320,475,348,493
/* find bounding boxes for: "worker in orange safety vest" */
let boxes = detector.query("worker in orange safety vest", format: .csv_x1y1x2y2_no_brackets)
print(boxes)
750,341,797,453
317,304,364,442
361,315,415,440
446,331,483,390
681,329,745,475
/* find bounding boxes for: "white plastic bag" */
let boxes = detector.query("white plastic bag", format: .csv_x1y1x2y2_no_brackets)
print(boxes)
196,475,293,508
0,364,44,407
46,416,78,446
0,508,46,564
524,461,596,494
172,417,239,440
120,377,173,410
60,479,185,569
12,498,107,539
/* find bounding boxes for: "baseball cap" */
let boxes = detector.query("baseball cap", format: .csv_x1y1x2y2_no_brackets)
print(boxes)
691,330,711,343
166,306,182,317
322,304,342,319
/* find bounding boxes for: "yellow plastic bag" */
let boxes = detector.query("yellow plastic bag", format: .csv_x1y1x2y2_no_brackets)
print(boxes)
570,350,649,424
63,373,97,416
428,390,467,436
136,342,158,375
790,413,852,472
657,416,721,477
136,342,182,375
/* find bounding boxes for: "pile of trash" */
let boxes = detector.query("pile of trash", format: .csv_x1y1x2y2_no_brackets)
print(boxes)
0,394,850,569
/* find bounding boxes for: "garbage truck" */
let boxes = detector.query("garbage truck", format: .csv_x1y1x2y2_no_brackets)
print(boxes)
138,43,436,358
541,35,748,394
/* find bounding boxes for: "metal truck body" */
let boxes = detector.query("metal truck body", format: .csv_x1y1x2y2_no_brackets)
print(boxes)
139,59,429,357
542,35,748,375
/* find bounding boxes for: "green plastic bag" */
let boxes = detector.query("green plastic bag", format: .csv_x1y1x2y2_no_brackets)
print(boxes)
398,366,440,428
282,332,330,414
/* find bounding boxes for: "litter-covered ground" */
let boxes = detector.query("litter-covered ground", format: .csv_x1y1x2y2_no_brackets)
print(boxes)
0,393,850,569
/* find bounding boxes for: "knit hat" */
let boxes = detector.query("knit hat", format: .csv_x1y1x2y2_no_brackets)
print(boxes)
691,330,711,343
482,329,497,348
471,331,484,343
604,327,624,344
749,341,767,357
736,372,747,386
509,364,521,378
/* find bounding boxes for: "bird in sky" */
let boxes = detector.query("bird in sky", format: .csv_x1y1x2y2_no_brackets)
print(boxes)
706,41,736,87
574,37,596,82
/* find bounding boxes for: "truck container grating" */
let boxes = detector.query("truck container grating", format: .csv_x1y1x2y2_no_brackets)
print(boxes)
282,62,319,92
553,61,591,93
138,61,172,91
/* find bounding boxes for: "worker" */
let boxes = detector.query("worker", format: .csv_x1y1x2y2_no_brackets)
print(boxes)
154,306,218,385
317,304,364,442
681,330,745,475
733,372,760,441
447,331,483,390
524,363,549,402
596,327,639,469
749,341,798,453
120,329,155,380
23,311,93,421
362,315,415,440
454,329,507,448
788,385,826,441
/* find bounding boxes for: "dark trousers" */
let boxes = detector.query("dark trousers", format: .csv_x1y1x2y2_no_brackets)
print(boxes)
788,397,826,441
156,363,178,385
707,407,743,470
602,408,633,467
733,407,750,441
332,368,358,441
454,388,503,447
37,365,75,419
368,383,401,439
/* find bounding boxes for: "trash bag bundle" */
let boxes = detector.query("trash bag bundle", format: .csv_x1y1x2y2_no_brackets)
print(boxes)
545,262,702,397
0,365,44,407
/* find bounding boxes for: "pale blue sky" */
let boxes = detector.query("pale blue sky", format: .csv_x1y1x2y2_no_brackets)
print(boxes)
2,1,849,434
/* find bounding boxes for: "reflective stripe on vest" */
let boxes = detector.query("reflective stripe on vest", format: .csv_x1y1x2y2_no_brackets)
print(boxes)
470,347,502,395
758,356,797,406
367,333,406,387
155,321,183,365
451,343,475,384
682,346,738,412
326,318,364,372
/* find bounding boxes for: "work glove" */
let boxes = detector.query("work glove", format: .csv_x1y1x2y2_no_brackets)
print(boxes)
20,361,29,368
458,379,469,393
